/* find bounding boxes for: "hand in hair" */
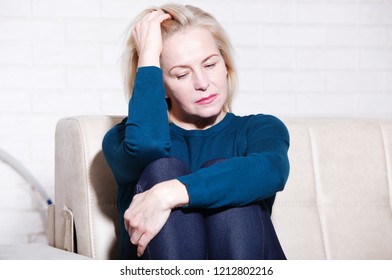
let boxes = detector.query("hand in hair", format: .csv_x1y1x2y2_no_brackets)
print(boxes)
132,10,171,68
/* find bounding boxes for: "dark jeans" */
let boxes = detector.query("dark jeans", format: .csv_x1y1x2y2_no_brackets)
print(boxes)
134,157,286,260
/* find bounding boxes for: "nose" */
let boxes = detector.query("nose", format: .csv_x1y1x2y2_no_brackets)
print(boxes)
193,70,209,91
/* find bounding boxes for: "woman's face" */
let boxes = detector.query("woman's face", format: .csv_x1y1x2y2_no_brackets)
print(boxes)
161,27,228,129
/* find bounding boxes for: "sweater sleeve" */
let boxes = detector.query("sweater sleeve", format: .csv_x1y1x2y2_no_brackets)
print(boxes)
102,66,171,186
178,115,290,209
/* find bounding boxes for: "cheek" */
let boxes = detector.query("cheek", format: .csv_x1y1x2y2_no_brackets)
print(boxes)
216,73,229,93
164,83,187,104
163,80,177,99
165,78,192,95
214,66,229,88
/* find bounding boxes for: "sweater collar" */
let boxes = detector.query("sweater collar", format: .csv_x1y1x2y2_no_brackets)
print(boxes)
170,113,235,137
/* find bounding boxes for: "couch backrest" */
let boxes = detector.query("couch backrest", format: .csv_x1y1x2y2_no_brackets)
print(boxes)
52,116,392,259
273,118,392,259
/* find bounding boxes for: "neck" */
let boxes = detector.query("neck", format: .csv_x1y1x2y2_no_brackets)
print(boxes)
169,111,227,130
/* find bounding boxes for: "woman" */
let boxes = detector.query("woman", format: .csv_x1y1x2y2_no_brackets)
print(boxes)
102,3,290,260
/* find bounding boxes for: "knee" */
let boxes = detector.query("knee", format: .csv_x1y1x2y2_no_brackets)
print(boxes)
136,157,190,193
144,157,190,177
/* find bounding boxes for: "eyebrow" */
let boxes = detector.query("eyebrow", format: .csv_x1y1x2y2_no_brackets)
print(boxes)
169,54,219,73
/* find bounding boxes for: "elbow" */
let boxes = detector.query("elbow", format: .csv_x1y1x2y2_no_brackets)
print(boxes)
276,153,290,192
123,124,171,160
265,152,290,194
123,139,171,161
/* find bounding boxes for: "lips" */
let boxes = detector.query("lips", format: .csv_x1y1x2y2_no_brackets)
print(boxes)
196,94,218,105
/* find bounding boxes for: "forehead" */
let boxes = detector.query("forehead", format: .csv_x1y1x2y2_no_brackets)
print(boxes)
161,27,219,67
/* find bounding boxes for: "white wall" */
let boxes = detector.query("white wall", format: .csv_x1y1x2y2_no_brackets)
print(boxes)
0,0,392,245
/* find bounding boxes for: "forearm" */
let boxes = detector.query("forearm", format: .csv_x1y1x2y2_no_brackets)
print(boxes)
154,179,190,209
179,152,289,209
124,67,171,159
123,9,172,160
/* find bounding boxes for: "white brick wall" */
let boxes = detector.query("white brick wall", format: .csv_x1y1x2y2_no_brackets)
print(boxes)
0,0,392,245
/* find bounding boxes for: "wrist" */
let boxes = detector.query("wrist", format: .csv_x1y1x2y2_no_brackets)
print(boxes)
156,179,189,209
138,53,161,68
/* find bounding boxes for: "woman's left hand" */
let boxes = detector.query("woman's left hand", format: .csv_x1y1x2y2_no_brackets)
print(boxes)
124,179,189,257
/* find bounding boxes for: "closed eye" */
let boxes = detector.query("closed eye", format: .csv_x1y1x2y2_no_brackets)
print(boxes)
205,63,216,69
176,73,188,80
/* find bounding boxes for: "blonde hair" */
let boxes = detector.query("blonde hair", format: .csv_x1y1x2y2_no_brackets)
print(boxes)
122,3,237,112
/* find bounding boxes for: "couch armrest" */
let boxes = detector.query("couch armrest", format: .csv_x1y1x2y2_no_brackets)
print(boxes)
53,116,123,259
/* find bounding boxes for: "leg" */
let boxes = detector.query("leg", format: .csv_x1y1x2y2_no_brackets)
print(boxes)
135,157,207,260
201,159,286,260
205,203,286,260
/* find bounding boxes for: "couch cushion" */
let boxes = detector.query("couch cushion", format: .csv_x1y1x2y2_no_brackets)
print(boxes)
272,118,392,259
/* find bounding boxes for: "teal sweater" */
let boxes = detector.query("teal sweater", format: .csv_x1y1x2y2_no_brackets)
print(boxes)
102,67,290,256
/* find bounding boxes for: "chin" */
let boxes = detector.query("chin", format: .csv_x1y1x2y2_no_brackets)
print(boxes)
196,107,224,119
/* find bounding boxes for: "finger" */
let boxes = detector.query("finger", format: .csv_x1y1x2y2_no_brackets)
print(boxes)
123,210,132,232
144,10,171,23
127,224,134,238
130,229,143,245
124,217,139,240
134,11,161,33
158,12,172,22
132,11,170,51
137,233,153,257
124,210,138,236
124,218,130,233
137,245,145,258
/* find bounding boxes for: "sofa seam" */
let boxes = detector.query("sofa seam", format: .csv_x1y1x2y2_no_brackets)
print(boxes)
308,126,331,260
379,122,392,214
74,118,96,259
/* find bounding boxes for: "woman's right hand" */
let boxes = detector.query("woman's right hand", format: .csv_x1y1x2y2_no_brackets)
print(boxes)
133,10,171,68
124,179,189,257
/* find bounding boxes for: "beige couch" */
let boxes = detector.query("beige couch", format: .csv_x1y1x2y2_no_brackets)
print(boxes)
48,115,392,260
